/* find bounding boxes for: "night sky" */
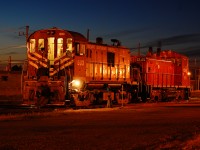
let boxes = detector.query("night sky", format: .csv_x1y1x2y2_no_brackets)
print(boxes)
0,0,200,62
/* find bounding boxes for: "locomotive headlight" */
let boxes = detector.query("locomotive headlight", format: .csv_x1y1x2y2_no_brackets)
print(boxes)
71,80,82,88
74,80,81,87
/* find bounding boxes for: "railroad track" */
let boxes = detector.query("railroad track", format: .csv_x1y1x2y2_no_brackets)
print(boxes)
0,98,200,116
0,105,64,115
0,103,108,115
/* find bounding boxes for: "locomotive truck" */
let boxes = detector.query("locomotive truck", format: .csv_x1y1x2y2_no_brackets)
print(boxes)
21,27,190,107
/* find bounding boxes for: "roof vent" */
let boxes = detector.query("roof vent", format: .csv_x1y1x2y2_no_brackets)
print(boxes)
148,47,153,54
96,37,103,44
157,48,161,56
111,39,121,46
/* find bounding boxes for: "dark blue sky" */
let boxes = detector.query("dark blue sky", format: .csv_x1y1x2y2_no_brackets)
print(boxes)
0,0,200,61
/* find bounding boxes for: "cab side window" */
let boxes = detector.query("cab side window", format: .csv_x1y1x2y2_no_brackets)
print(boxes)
67,38,72,51
29,39,36,53
80,44,85,55
75,43,85,56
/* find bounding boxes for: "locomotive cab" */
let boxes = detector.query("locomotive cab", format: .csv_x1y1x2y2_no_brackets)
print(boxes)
22,28,77,106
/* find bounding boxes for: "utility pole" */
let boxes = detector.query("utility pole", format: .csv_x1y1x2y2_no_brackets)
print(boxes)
8,56,11,71
25,26,29,60
26,25,29,43
18,25,29,44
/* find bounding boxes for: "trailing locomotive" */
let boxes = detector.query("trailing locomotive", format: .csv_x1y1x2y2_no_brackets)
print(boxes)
131,47,190,102
22,27,190,107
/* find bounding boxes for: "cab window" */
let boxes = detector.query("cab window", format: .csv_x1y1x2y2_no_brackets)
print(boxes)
38,39,44,51
29,39,35,53
75,43,80,55
75,43,85,56
80,44,85,55
67,38,72,51
57,38,63,57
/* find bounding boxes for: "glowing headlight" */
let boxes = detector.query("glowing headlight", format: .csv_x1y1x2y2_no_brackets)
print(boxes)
74,80,80,87
71,80,81,88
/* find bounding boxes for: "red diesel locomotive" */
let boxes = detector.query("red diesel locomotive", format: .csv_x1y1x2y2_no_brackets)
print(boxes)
22,27,190,106
131,47,190,102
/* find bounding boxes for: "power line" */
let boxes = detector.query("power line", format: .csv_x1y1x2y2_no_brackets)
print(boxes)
0,45,26,51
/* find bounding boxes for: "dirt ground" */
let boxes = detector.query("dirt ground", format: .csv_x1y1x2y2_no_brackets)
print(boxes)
0,103,200,150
